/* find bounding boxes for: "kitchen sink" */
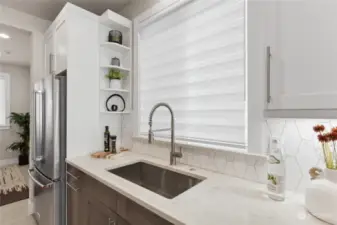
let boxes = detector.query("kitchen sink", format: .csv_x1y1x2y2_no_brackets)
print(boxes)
108,162,204,199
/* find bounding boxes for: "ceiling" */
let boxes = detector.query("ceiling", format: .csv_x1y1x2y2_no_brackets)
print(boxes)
0,23,31,66
0,0,132,21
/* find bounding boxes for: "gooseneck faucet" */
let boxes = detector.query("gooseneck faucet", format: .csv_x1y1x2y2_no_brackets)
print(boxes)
148,103,182,165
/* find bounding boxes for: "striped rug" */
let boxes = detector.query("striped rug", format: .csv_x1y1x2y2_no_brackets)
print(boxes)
0,165,29,206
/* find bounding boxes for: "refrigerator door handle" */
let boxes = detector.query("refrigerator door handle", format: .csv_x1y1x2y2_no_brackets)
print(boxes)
34,90,46,162
28,169,53,188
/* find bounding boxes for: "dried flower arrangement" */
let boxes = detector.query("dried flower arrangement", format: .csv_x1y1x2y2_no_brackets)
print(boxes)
313,125,337,170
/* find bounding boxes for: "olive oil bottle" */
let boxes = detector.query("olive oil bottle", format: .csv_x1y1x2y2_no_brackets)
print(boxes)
104,126,111,152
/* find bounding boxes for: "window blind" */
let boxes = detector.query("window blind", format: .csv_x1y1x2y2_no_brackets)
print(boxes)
138,0,246,147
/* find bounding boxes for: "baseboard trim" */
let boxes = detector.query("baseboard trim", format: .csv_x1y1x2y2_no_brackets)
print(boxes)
0,157,18,167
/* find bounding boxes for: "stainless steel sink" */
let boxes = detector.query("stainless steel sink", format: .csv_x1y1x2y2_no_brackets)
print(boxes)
108,162,204,199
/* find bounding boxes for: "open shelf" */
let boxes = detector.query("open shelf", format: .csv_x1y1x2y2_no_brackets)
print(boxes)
100,88,129,93
100,110,131,114
101,42,130,54
100,65,131,73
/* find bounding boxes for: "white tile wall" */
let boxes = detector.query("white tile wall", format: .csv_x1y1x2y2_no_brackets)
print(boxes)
265,119,335,193
132,138,267,184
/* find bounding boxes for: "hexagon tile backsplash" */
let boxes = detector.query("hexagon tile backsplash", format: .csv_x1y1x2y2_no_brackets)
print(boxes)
266,119,335,193
132,119,332,194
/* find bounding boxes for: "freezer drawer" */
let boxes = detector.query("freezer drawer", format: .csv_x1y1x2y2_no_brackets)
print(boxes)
29,168,61,225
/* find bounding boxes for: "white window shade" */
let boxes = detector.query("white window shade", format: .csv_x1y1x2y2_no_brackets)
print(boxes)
138,0,245,147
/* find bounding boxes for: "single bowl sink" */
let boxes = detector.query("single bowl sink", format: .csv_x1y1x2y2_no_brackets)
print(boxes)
108,162,204,199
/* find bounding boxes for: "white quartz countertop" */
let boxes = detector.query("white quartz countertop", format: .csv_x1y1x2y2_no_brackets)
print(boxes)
66,152,326,225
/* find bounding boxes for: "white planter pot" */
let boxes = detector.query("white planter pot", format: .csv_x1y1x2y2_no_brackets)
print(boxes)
109,79,122,89
325,168,337,183
305,168,337,225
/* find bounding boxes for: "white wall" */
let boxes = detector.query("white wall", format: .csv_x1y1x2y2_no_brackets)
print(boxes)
0,64,30,162
0,4,51,84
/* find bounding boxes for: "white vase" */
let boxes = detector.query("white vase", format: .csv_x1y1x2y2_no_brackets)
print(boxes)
109,79,122,89
325,168,337,183
305,168,337,224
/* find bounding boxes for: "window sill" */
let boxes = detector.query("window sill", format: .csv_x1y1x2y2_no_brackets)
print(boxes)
132,136,264,156
0,126,10,130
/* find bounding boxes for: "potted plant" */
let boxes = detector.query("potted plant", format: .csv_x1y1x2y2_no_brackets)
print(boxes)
6,112,30,166
105,69,124,89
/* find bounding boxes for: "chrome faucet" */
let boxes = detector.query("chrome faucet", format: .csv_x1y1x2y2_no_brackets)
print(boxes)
148,103,182,165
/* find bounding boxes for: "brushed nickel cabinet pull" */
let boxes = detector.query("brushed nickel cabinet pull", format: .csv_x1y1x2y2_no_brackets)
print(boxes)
66,182,79,192
266,46,272,103
66,171,79,180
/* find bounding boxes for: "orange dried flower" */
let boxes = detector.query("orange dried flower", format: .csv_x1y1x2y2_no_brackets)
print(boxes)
324,133,332,142
313,125,325,133
332,127,337,133
330,132,337,141
317,134,326,142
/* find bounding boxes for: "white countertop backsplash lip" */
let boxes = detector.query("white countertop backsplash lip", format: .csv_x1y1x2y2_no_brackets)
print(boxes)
66,152,327,225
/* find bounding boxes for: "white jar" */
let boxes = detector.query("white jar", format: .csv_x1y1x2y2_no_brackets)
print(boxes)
325,168,337,183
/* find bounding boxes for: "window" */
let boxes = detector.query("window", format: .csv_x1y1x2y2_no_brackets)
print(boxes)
136,0,245,148
0,73,10,128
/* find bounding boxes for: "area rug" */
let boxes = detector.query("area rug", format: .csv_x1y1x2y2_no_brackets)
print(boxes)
0,165,29,206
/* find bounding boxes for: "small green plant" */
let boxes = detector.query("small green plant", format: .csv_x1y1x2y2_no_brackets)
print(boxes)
105,69,124,80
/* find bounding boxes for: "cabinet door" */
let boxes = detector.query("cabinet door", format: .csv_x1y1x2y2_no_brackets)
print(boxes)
117,195,173,225
45,33,55,76
267,0,337,110
87,198,118,225
55,20,67,74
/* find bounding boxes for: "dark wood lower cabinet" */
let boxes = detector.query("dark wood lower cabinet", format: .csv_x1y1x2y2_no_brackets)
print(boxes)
67,164,173,225
87,198,119,225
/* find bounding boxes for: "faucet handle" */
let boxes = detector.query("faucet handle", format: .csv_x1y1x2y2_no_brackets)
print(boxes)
148,130,154,144
172,147,183,158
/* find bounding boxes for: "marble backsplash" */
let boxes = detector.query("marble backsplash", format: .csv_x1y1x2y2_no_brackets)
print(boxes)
265,119,335,193
131,118,333,193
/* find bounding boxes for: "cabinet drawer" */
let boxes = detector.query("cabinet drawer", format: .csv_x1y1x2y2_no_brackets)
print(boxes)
66,164,85,188
117,195,173,225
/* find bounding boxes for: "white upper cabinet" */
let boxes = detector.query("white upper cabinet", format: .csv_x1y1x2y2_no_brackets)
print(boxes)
54,20,67,74
44,32,55,76
265,0,337,111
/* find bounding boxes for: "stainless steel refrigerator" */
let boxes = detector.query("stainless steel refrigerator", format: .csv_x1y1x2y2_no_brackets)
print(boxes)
28,71,67,225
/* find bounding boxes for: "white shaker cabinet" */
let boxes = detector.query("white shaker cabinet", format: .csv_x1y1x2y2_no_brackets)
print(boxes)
265,0,337,112
54,20,67,74
44,33,55,76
